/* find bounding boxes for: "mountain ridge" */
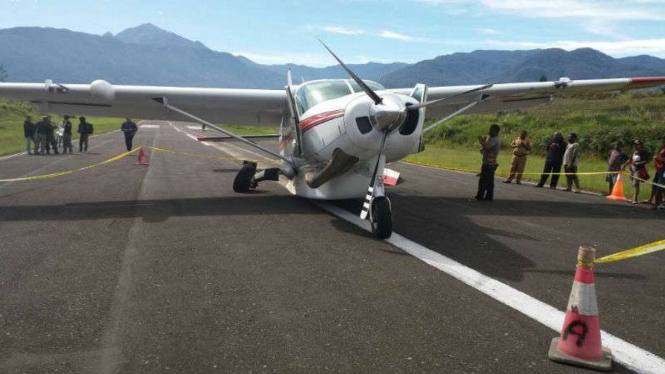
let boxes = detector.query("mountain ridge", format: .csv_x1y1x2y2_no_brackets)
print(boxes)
0,25,663,89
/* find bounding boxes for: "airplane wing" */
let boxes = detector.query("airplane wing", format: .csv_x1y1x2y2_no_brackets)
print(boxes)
0,80,286,127
391,77,665,120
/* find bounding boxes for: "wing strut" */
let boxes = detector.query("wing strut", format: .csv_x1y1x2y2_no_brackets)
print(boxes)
152,97,294,166
423,95,489,133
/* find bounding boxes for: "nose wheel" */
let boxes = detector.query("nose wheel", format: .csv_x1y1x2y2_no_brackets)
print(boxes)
370,196,392,239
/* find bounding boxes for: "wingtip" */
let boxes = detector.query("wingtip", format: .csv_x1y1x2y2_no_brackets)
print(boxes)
628,76,665,87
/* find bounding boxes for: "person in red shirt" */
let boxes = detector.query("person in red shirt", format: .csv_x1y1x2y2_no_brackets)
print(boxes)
647,137,665,209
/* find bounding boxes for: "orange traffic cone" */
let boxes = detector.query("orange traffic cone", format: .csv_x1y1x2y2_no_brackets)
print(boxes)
606,172,625,201
548,246,612,371
135,147,149,165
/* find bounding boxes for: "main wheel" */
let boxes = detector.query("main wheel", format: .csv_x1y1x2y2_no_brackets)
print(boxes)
370,196,392,239
233,163,256,193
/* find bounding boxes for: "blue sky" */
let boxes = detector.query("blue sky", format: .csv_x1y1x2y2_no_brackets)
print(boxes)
2,0,664,66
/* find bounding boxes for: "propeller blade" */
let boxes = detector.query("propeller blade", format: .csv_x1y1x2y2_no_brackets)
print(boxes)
315,36,383,105
360,132,389,220
287,68,293,87
408,84,493,110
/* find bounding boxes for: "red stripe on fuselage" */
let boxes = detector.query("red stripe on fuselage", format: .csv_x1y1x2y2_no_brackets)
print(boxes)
299,109,344,133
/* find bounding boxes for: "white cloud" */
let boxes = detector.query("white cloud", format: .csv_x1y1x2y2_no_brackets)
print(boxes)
485,38,665,57
414,0,665,21
476,28,501,35
479,0,665,21
379,30,418,41
378,30,466,45
322,26,365,36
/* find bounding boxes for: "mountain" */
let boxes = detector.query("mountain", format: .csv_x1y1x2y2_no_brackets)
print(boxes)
380,48,665,88
619,55,665,72
0,24,663,90
0,26,284,88
494,48,660,83
379,50,537,87
115,23,208,50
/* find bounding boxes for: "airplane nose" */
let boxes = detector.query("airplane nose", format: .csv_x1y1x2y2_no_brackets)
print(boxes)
369,95,407,133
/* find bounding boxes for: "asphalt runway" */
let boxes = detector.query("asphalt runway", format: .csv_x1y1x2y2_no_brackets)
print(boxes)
0,120,663,374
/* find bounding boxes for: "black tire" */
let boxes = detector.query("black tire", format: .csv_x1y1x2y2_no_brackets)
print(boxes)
233,164,256,193
370,196,392,239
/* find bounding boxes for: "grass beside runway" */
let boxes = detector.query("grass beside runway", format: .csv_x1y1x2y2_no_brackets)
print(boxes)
406,144,654,200
0,100,124,155
0,99,278,156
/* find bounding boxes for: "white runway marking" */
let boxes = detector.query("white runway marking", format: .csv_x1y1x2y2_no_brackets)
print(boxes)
313,201,665,374
187,126,202,130
172,121,665,374
140,124,160,129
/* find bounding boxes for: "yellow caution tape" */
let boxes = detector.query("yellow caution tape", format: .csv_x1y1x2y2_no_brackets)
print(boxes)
0,145,281,184
0,149,138,183
595,239,665,264
626,173,665,189
404,160,621,176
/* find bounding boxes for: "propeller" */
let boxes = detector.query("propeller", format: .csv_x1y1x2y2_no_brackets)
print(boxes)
316,37,394,219
315,37,382,105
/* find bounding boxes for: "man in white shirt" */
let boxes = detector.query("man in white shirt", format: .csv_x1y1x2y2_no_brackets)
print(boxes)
563,133,580,193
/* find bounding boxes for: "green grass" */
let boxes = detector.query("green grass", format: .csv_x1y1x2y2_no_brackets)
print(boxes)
0,100,124,155
406,144,654,200
217,124,279,136
0,99,279,155
425,91,665,159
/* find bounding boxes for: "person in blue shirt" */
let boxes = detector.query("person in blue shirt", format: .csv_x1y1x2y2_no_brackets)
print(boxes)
120,118,138,151
60,115,73,154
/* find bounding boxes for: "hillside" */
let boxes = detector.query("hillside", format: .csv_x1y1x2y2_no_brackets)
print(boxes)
0,25,664,89
380,49,665,88
0,27,285,88
115,23,209,50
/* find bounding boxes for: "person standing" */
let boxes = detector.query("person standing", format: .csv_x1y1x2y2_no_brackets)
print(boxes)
606,142,629,195
622,140,650,204
78,116,93,153
120,118,138,151
563,133,581,193
536,132,566,189
45,116,58,155
23,116,36,155
503,130,531,184
61,115,73,154
475,124,501,201
646,137,665,209
35,116,50,155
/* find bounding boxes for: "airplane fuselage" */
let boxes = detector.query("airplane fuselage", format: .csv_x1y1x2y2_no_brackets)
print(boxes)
281,80,425,199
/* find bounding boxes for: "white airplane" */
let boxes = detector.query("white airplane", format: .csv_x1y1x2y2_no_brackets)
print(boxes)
1,41,664,239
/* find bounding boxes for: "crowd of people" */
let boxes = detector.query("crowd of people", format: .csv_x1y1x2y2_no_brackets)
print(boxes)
22,116,138,155
476,124,665,210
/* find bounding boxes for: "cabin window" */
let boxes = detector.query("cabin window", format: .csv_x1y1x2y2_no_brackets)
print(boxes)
348,81,385,94
295,81,352,117
294,80,386,117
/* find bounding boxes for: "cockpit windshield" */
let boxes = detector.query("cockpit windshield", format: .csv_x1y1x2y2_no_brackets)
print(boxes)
294,80,385,117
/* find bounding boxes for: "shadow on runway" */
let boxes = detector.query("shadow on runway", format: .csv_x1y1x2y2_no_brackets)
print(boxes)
0,195,312,224
333,191,662,283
